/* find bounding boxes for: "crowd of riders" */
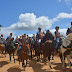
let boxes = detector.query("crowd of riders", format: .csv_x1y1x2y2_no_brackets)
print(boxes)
0,22,72,52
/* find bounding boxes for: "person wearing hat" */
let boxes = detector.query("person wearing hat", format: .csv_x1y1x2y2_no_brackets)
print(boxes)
0,34,6,46
66,22,72,35
37,27,45,48
7,33,14,41
37,27,45,39
54,26,61,51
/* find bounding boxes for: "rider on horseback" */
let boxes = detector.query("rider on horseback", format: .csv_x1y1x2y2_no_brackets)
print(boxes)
37,27,45,48
55,26,61,51
6,33,14,52
18,34,27,56
0,34,6,47
7,33,14,42
66,22,72,35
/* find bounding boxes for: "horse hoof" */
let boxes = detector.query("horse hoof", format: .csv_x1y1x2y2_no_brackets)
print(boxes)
52,58,54,60
50,66,53,69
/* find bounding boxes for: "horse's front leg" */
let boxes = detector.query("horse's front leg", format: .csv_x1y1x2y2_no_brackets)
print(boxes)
13,52,15,63
26,60,27,66
67,55,72,71
62,53,66,71
22,59,25,67
48,54,53,69
9,54,11,62
31,49,32,58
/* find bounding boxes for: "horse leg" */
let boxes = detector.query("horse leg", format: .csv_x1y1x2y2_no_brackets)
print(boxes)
67,55,71,70
22,60,25,67
13,52,15,63
59,53,63,62
48,55,52,69
62,53,66,71
37,56,39,62
52,52,54,60
18,56,20,65
33,47,34,55
26,60,27,66
9,54,11,62
31,50,32,58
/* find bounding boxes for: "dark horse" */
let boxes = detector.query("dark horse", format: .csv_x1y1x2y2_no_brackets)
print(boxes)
42,30,55,68
42,30,63,69
34,30,54,62
6,40,17,63
42,40,55,69
34,39,41,61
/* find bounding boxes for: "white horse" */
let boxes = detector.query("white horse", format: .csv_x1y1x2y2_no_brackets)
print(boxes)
60,33,72,71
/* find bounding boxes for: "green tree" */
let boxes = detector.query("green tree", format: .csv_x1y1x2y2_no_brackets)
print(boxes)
0,25,2,31
0,25,2,27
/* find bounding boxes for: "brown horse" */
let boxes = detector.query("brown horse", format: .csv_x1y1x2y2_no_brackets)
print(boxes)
34,39,42,61
0,44,6,55
17,42,28,70
42,40,55,69
28,37,35,58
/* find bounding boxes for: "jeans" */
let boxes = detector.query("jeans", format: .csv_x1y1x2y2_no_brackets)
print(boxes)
17,45,22,56
55,38,59,49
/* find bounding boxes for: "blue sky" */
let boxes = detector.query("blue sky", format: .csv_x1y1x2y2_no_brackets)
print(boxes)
0,0,72,38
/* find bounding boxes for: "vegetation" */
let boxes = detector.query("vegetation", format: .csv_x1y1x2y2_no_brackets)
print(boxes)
0,25,2,27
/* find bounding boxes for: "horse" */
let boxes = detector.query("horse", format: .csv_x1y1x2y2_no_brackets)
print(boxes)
34,39,41,61
41,30,64,69
42,40,55,68
17,42,28,70
0,44,6,55
6,40,17,63
41,30,55,60
60,33,72,71
28,37,36,59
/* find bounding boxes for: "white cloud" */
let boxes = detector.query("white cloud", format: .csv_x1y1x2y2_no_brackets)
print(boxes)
28,34,33,37
8,13,52,31
0,27,15,37
52,12,72,22
7,12,72,31
1,12,72,37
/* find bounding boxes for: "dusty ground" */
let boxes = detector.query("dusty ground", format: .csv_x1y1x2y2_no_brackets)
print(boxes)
0,53,72,72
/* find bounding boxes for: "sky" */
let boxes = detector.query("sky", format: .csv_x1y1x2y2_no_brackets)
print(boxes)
0,0,72,38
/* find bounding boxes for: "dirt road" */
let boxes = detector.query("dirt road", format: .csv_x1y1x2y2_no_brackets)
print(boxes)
0,54,72,72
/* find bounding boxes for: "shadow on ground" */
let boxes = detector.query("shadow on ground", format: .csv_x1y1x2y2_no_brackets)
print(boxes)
7,67,24,72
29,59,56,72
0,61,9,67
53,62,71,72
